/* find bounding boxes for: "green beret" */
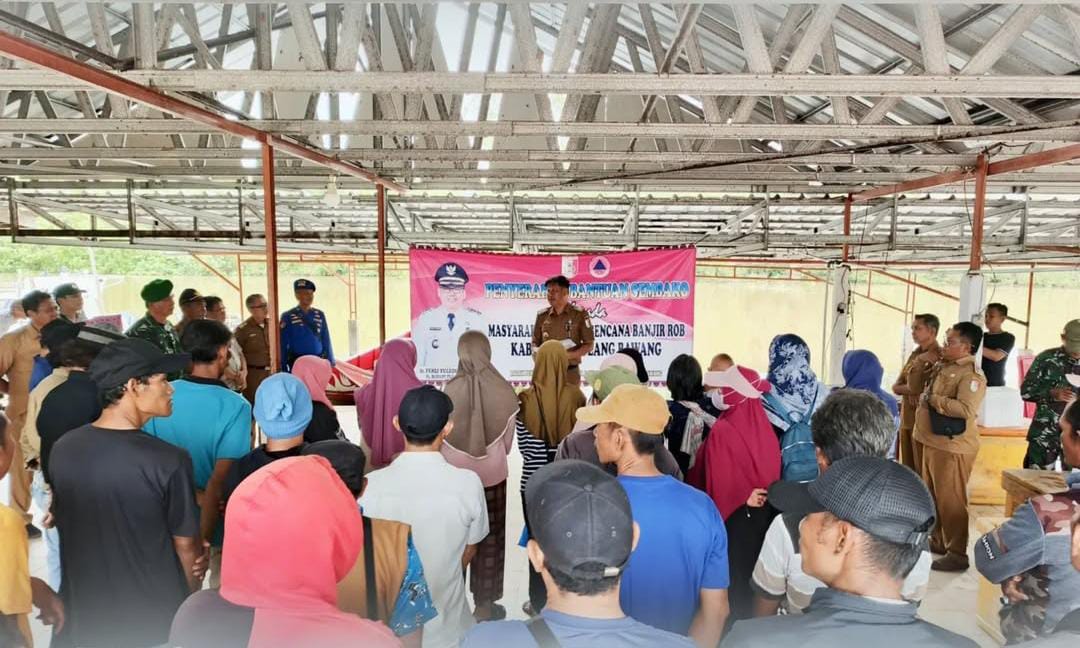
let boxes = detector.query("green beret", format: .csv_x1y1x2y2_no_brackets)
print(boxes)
140,279,174,303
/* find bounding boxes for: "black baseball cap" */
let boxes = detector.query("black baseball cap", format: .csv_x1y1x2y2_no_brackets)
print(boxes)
525,460,634,579
178,288,205,306
52,282,85,300
302,440,366,495
40,319,82,350
397,385,453,438
88,338,191,391
768,456,935,547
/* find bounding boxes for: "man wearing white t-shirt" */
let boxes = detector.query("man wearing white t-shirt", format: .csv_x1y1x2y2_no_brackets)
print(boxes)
751,389,931,616
360,385,489,648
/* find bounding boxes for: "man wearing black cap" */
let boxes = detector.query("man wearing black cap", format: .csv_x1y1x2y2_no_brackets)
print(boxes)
22,320,121,589
361,385,489,648
279,278,334,372
125,278,182,357
49,339,204,648
463,460,695,647
415,262,487,378
53,282,87,323
724,457,977,647
175,288,207,339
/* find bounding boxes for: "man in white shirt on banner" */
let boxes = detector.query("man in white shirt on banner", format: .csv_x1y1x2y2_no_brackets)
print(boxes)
415,262,486,376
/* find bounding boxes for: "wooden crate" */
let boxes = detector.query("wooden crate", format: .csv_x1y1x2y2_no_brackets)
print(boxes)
969,426,1028,507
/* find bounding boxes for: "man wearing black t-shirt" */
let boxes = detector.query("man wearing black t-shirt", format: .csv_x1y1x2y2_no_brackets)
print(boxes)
50,339,205,648
983,303,1016,388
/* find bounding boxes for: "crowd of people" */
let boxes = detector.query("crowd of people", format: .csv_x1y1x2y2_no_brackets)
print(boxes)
0,275,1078,648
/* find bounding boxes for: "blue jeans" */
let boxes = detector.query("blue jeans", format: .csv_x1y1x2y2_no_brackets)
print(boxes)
30,470,61,590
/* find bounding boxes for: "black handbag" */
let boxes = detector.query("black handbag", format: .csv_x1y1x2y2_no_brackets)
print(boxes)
928,406,967,438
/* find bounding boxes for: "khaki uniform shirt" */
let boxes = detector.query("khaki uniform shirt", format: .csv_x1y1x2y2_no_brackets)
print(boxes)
235,318,271,369
531,304,594,381
0,325,43,437
21,367,71,463
913,355,987,455
898,342,942,430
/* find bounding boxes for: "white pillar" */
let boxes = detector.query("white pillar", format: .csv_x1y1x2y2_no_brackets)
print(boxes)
828,263,851,386
958,271,987,328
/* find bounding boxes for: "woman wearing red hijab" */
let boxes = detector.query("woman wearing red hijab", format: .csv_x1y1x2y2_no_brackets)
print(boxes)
170,456,400,648
356,339,423,469
688,365,781,623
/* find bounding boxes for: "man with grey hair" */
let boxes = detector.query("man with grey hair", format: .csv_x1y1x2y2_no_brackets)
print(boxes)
750,389,931,616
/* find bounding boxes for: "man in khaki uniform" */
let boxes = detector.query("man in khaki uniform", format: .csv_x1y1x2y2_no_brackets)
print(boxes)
0,290,58,533
893,313,942,471
531,275,594,385
913,321,987,572
235,293,271,406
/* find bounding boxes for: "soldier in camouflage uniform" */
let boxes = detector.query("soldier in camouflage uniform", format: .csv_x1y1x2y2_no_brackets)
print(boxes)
1020,319,1080,469
125,279,183,378
975,399,1080,642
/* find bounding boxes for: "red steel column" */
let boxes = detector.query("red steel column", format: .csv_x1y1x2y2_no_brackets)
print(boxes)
377,184,387,345
970,153,988,271
1024,264,1035,349
261,138,280,372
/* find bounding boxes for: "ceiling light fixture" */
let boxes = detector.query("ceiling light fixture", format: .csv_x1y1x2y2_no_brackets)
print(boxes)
322,176,341,207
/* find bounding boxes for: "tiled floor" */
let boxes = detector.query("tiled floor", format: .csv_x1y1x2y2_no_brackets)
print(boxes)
19,407,998,646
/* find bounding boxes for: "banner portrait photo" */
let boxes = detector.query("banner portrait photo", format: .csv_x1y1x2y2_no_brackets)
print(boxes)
409,247,696,383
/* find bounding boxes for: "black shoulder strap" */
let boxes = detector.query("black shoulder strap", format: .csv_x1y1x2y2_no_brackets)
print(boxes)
526,617,561,648
782,512,803,554
362,516,378,620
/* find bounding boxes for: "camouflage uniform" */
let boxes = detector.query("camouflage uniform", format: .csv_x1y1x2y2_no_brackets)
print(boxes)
125,314,183,379
974,485,1080,642
1021,347,1079,469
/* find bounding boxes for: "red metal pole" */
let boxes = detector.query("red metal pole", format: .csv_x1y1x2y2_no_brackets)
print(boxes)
377,184,387,345
261,139,280,373
1024,265,1034,349
970,153,988,271
0,30,405,192
842,194,853,262
236,254,244,316
849,168,977,203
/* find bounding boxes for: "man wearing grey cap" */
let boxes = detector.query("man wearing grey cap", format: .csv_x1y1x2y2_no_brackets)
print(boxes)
52,282,87,323
724,457,977,647
463,460,695,647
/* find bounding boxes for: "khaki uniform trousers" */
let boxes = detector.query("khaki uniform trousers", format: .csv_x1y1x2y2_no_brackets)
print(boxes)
916,439,975,557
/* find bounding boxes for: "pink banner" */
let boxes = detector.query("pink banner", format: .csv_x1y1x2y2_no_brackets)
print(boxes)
409,247,695,383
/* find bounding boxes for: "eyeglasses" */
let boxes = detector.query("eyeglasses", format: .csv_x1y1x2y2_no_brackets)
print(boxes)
943,338,970,348
250,303,268,309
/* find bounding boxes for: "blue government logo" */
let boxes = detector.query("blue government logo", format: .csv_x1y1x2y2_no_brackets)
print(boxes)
589,255,611,279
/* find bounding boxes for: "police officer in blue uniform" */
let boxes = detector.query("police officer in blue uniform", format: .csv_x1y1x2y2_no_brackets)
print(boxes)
279,278,334,372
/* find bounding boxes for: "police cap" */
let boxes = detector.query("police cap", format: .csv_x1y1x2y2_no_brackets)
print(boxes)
294,279,316,292
435,262,468,288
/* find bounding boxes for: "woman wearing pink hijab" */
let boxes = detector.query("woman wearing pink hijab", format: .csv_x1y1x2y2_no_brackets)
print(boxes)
355,339,422,469
169,456,400,648
688,365,781,622
292,355,345,443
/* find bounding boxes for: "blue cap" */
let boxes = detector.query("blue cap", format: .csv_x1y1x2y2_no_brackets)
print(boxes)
435,262,468,288
293,278,316,292
254,373,314,440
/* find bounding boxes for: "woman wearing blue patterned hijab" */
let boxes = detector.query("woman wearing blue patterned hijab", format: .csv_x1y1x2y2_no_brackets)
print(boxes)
764,334,828,430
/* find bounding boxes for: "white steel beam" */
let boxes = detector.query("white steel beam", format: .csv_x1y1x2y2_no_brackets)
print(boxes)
6,69,1080,97
915,5,971,125
9,118,1080,141
960,5,1042,75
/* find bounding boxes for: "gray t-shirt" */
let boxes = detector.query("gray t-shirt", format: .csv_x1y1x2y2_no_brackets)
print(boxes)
462,609,695,647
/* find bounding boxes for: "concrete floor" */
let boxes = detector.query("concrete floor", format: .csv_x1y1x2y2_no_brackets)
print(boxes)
23,406,997,646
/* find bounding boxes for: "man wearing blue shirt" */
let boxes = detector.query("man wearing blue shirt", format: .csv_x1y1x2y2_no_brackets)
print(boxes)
583,383,731,646
145,319,252,587
462,460,695,648
279,278,334,372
